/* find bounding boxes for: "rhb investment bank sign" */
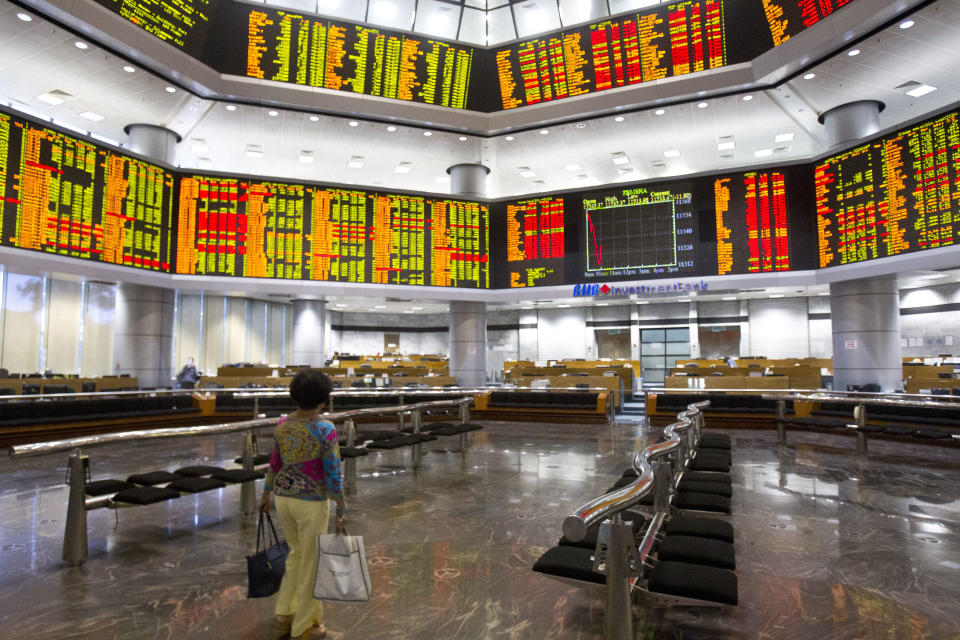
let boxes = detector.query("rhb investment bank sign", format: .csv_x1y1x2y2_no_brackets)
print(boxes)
572,280,708,298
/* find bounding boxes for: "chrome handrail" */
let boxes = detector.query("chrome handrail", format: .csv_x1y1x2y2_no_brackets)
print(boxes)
8,397,473,459
761,391,960,408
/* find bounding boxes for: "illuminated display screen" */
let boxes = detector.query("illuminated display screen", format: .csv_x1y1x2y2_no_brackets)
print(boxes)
213,6,475,109
504,197,565,288
816,110,960,268
91,0,218,56
760,0,855,46
712,170,790,274
0,112,173,271
176,174,489,288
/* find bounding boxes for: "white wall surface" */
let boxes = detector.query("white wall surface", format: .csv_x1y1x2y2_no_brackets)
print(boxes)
748,297,810,358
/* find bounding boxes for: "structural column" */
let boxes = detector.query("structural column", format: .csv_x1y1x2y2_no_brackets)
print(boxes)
124,124,181,164
818,100,884,148
292,300,326,366
113,283,175,388
830,276,901,392
447,164,489,386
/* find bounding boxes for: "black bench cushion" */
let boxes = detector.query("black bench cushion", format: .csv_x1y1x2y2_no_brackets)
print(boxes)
532,546,604,585
914,428,956,440
664,515,734,543
113,486,181,505
233,454,272,465
85,479,135,496
677,480,733,497
648,561,738,605
883,425,915,437
127,471,181,486
658,535,736,570
695,450,732,465
688,456,730,473
174,465,224,477
168,477,227,493
674,492,731,514
357,430,400,442
339,447,370,459
680,471,732,486
212,469,264,483
700,433,731,449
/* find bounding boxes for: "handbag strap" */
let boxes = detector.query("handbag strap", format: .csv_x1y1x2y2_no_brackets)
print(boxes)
256,512,282,551
263,512,281,547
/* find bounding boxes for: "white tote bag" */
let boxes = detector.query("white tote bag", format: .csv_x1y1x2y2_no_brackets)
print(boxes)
313,533,372,603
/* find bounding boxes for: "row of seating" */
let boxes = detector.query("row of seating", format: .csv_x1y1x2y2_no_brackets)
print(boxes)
84,465,264,505
656,393,788,414
349,421,484,454
487,390,600,410
533,402,740,608
0,395,198,427
784,400,960,442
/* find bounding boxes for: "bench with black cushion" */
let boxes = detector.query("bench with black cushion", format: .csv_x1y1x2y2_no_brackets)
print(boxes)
688,454,731,473
233,454,271,466
174,465,224,477
0,387,15,395
673,491,731,514
693,449,731,465
700,433,731,450
339,447,370,459
883,425,916,437
679,471,732,486
913,428,957,440
663,515,734,543
647,561,738,605
677,480,732,497
532,545,605,585
112,486,181,505
657,535,736,570
357,430,401,442
366,434,426,449
43,384,74,394
128,471,181,486
428,422,484,436
787,416,849,429
167,476,227,493
85,479,136,496
211,469,264,483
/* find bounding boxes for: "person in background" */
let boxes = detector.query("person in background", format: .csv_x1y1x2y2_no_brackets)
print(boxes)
261,369,346,640
725,354,738,368
176,357,199,389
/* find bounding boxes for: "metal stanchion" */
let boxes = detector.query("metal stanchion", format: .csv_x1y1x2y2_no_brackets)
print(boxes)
343,419,357,491
239,433,257,515
653,460,670,514
253,397,259,419
855,404,868,454
599,513,636,640
458,400,470,455
776,399,787,444
62,449,89,567
412,410,423,469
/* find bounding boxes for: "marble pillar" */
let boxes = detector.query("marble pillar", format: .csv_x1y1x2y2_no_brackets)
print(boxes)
830,276,902,392
113,283,175,388
123,124,180,164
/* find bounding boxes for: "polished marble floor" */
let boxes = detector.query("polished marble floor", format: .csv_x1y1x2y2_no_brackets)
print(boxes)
0,421,958,639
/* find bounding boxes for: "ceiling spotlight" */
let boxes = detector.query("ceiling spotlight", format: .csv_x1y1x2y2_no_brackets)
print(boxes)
74,41,88,50
655,109,666,115
505,135,514,140
226,105,237,111
165,86,176,93
565,163,582,171
697,102,708,109
16,12,32,21
717,141,735,151
847,48,860,56
614,116,625,122
663,149,681,158
348,120,358,127
742,95,753,101
423,131,432,136
803,73,816,80
386,125,396,131
298,151,315,164
122,65,135,73
347,155,364,169
79,111,104,122
394,161,413,174
267,110,279,117
576,122,586,129
309,115,319,121
539,129,549,135
899,19,914,29
905,83,937,97
722,296,737,301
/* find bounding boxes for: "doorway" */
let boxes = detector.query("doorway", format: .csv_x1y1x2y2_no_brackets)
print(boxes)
595,329,631,359
698,325,741,360
384,333,400,355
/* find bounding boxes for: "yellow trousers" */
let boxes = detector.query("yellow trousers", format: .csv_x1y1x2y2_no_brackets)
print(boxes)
274,496,331,637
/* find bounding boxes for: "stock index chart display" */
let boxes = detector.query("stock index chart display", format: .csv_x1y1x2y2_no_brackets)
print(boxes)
0,111,174,271
816,110,960,268
175,175,489,288
217,5,476,110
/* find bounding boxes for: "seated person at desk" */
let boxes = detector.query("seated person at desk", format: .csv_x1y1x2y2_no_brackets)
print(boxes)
725,355,738,368
176,357,199,389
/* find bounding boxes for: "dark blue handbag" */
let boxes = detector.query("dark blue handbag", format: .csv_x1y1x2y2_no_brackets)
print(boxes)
247,512,289,598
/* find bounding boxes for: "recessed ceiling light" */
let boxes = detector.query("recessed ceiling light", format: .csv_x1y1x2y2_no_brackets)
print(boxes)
818,292,830,296
403,310,415,314
245,146,263,158
423,131,432,136
79,111,104,122
565,163,582,171
36,92,66,106
74,41,88,49
334,303,347,307
697,102,709,109
906,83,937,97
411,306,423,310
539,129,549,135
742,95,753,101
226,105,237,111
899,19,914,29
638,301,649,305
386,125,396,131
267,110,279,117
576,122,586,128
165,86,176,93
191,139,208,153
717,141,735,151
557,304,570,308
505,135,514,141
347,155,364,169
770,293,784,298
298,151,315,164
655,109,666,115
196,158,213,170
374,305,387,309
848,49,860,56
458,136,467,141
372,2,396,19
122,65,135,73
775,132,795,143
17,12,32,21
611,152,630,165
754,148,773,157
614,116,624,122
663,149,681,158
309,115,319,121
595,302,609,306
722,296,737,301
519,169,537,178
678,298,690,302
803,73,816,80
395,161,413,174
348,120,358,127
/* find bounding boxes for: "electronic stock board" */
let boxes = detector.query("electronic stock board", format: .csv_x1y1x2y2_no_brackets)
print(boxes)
87,0,859,113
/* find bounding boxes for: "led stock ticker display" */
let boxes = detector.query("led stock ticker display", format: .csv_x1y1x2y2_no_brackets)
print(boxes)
0,112,174,271
175,176,489,288
816,111,960,268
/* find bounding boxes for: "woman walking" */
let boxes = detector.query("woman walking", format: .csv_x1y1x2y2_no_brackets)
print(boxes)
260,369,346,639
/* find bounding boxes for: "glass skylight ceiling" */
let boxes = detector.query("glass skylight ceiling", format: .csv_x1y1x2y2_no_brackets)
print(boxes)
260,0,670,45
